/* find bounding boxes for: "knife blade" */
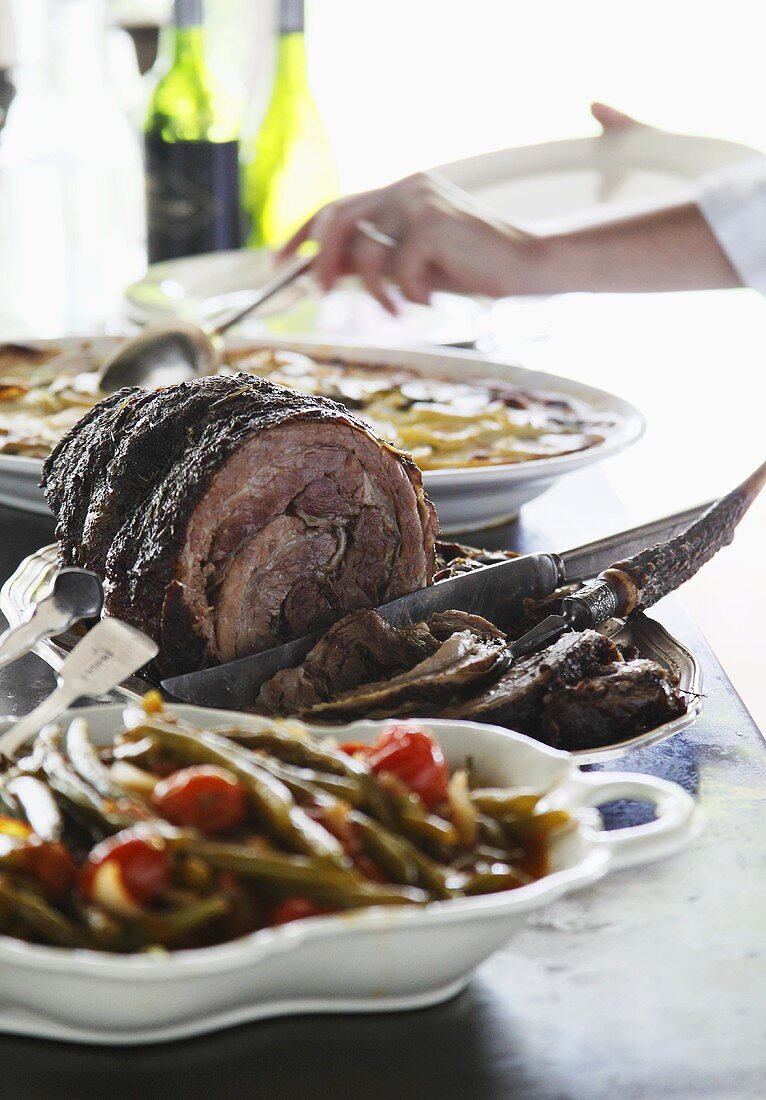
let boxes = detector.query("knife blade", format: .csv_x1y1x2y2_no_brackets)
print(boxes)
162,499,712,709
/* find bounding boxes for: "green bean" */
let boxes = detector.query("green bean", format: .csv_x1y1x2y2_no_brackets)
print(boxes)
470,790,543,819
350,812,453,899
39,726,136,834
243,751,363,806
4,776,63,842
111,735,158,765
139,895,231,947
128,719,344,864
11,742,45,776
227,726,395,826
463,866,530,896
0,876,87,948
351,813,421,886
502,810,572,841
66,718,131,800
72,900,129,951
475,812,507,849
183,838,428,910
0,784,22,820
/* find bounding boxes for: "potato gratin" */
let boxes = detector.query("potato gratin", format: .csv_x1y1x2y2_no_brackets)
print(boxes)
0,341,615,471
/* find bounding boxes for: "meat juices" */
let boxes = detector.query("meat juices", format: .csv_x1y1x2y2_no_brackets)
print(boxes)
42,374,438,677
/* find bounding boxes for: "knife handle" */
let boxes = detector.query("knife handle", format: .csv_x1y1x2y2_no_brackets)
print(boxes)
560,569,638,630
562,459,766,630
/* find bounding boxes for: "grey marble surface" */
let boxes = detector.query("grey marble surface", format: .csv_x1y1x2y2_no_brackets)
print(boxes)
0,468,763,1100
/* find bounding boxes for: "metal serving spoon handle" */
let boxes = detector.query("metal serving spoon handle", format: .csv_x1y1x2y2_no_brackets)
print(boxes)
0,568,104,674
0,618,158,759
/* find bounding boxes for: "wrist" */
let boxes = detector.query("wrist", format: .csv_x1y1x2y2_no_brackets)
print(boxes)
492,229,558,296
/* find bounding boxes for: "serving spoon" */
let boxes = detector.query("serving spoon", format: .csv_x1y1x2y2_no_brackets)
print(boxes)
0,568,103,673
0,618,158,759
97,222,400,395
96,253,314,393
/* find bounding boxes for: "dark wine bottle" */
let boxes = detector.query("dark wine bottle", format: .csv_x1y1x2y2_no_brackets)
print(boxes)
145,0,242,262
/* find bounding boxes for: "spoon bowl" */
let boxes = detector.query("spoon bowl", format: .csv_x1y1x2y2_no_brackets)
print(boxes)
96,320,222,393
97,254,314,394
49,567,105,621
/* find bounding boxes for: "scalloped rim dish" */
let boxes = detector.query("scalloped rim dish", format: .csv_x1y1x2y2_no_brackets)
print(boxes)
0,706,699,1044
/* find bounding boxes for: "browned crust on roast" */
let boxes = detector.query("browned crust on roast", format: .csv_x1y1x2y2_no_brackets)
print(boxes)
57,373,438,676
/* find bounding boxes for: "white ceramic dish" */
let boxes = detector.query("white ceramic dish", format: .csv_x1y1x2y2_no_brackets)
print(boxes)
0,335,643,532
436,128,761,233
124,248,489,348
0,704,698,1045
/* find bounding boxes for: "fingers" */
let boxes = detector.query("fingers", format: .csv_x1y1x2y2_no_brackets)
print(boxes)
352,236,397,313
394,239,433,306
312,200,375,291
590,101,640,130
278,217,315,259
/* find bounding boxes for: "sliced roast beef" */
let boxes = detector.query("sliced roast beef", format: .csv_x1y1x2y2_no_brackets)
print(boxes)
544,659,687,750
436,629,622,735
257,609,442,714
258,608,505,716
41,373,438,677
300,617,508,723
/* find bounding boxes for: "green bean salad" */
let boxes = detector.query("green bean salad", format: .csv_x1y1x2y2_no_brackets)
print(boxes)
0,696,571,953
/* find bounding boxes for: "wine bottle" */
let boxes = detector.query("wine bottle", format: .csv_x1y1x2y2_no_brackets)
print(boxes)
243,0,338,250
0,0,16,135
145,0,242,262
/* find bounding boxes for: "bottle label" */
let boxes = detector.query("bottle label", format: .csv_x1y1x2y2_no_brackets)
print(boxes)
279,0,304,34
145,137,243,262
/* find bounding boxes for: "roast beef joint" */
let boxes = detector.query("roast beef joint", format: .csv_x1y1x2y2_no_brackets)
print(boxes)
42,374,438,677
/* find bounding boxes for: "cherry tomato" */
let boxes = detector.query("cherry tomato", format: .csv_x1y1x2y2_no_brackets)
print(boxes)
305,804,358,855
366,724,448,808
80,832,170,909
269,898,326,926
152,766,248,835
337,741,369,757
20,842,78,902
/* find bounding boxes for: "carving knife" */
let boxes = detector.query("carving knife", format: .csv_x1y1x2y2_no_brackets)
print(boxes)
161,500,711,709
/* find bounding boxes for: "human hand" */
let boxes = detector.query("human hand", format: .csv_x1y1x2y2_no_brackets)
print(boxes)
590,102,643,130
280,173,538,311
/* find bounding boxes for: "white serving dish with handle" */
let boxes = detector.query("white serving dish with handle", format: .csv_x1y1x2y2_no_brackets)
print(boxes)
0,704,698,1045
0,336,643,532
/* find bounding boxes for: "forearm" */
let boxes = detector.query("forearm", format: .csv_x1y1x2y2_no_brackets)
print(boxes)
508,202,743,295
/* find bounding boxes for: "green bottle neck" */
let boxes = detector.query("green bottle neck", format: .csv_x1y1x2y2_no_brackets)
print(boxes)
170,25,205,72
274,30,310,96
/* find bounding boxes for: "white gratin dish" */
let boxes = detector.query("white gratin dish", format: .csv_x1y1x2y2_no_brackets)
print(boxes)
0,705,698,1045
0,335,643,532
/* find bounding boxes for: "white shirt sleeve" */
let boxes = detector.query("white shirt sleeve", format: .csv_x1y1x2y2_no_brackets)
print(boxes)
697,155,766,294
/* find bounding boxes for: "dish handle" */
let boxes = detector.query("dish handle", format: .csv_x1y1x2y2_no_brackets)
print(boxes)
566,771,699,870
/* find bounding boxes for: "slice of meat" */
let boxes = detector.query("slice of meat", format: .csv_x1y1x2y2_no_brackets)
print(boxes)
426,610,507,642
544,659,687,750
437,629,622,735
257,609,442,715
42,373,439,678
301,626,509,723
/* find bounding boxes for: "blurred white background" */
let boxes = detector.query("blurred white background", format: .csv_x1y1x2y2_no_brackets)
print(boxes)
114,0,766,186
308,0,766,188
